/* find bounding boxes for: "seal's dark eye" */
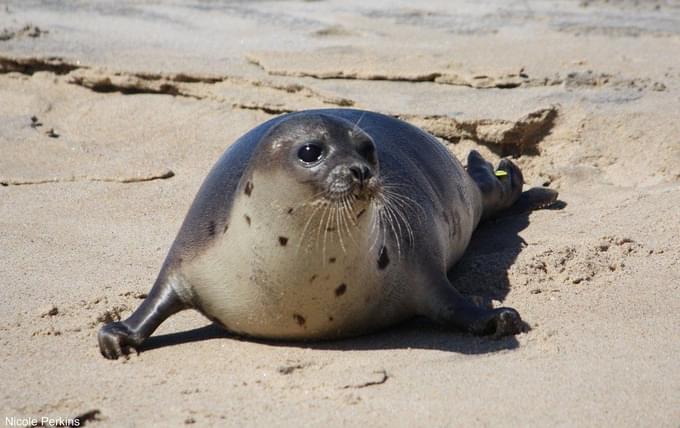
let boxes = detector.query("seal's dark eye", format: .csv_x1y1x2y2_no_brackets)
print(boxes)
297,143,324,164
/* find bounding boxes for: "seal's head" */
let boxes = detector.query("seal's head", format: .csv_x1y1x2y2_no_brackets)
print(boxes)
255,113,379,204
236,112,399,260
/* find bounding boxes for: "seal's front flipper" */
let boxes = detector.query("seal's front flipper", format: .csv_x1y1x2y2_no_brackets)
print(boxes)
98,280,186,360
466,150,524,221
418,277,524,337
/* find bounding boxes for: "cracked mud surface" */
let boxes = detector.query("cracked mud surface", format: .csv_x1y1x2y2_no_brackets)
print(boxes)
2,1,680,426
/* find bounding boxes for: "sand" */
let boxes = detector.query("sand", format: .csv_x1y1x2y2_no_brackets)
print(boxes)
1,1,679,427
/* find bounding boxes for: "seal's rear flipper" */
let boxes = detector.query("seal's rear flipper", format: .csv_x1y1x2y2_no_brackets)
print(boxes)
466,150,524,221
500,186,561,218
98,280,186,360
417,276,525,337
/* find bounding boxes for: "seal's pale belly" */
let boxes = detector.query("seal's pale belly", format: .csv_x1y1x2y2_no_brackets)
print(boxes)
183,172,405,339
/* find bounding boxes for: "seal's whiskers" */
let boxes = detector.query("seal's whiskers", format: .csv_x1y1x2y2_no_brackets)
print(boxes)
367,178,422,258
339,194,359,248
296,200,326,255
334,199,347,254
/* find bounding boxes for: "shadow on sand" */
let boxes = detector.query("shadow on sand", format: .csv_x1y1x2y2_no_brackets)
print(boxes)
141,193,566,356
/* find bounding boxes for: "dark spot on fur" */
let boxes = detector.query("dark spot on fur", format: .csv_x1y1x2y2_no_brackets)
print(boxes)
329,257,336,263
207,221,216,237
328,316,334,322
278,236,288,246
223,223,229,234
244,214,251,226
378,246,390,270
293,313,306,326
326,226,336,232
287,207,294,214
335,283,347,296
309,274,317,283
356,209,366,219
244,181,253,196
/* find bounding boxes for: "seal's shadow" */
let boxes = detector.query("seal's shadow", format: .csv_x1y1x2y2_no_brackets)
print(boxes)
142,199,565,356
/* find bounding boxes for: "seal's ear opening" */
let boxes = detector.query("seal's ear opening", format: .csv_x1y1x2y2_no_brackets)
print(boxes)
356,138,377,165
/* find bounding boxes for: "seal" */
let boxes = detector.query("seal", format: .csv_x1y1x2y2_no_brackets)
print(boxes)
98,109,557,359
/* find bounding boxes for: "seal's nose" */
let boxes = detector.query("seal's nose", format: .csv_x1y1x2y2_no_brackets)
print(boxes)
349,165,372,185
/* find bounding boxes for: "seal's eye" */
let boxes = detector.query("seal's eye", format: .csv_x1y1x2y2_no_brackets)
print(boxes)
297,143,324,164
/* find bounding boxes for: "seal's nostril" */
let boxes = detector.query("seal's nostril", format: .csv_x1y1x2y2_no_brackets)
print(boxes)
350,166,363,181
362,166,372,181
349,165,372,185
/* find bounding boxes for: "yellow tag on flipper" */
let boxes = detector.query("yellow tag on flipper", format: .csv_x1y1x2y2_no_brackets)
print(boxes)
495,170,508,177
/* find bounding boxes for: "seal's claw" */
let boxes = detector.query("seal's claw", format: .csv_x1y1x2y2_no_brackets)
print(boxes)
491,308,525,337
471,307,524,337
98,322,139,360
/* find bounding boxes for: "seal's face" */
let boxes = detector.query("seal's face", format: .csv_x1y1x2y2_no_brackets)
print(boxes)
258,114,380,203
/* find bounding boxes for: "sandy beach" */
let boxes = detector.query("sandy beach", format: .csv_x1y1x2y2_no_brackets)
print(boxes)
1,1,679,426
